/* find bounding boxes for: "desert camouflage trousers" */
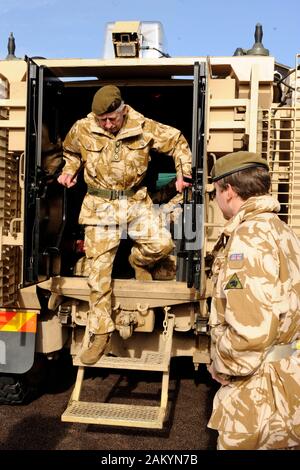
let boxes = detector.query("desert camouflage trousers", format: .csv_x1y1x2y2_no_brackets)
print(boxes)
84,197,174,334
209,357,300,450
217,433,300,450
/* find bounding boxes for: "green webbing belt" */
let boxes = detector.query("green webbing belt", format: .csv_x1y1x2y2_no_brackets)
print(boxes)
87,186,137,200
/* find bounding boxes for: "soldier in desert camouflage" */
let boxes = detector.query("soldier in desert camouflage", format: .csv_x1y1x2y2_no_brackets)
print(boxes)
57,85,191,365
207,151,300,450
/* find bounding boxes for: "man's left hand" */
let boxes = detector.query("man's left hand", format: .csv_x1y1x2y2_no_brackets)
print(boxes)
207,362,230,386
175,176,192,193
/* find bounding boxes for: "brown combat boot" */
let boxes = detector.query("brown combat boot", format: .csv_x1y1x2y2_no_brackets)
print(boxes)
129,254,152,281
80,333,111,365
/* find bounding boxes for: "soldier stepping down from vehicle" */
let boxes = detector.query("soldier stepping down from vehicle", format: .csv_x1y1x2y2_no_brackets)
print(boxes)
57,85,192,365
207,151,300,450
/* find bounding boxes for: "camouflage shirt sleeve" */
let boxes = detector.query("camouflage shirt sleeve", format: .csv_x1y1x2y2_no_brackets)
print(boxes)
147,119,192,177
211,222,281,377
62,121,83,176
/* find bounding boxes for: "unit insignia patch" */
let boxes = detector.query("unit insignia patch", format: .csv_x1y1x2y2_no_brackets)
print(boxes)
225,273,243,289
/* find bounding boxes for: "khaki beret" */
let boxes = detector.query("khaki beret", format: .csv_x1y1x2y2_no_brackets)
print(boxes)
211,151,269,182
91,85,122,115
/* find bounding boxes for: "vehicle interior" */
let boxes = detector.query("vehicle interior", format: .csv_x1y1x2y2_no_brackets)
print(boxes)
32,72,196,285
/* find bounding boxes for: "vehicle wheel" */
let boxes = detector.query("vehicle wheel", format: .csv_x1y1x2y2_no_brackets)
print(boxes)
0,375,28,404
0,353,49,405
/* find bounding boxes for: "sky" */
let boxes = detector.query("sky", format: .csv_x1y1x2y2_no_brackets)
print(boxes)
0,0,299,67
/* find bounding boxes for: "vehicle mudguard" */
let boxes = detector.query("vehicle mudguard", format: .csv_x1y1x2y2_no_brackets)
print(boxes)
0,310,38,374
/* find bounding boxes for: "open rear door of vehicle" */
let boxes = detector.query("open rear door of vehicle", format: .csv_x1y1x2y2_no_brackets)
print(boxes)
23,59,65,286
0,59,63,374
0,61,39,373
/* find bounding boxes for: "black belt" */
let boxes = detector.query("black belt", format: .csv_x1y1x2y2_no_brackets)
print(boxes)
87,186,137,200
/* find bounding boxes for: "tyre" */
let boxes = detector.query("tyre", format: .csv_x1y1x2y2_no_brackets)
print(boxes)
0,375,28,404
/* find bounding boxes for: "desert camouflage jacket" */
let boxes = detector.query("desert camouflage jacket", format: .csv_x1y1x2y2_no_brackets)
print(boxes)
62,105,192,191
208,194,300,448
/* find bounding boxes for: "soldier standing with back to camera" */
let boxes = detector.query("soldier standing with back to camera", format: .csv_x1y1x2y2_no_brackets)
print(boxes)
207,151,300,450
58,85,192,365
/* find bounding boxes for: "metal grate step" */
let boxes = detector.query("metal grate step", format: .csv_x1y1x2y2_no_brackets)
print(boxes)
62,401,165,429
64,315,174,429
73,351,169,371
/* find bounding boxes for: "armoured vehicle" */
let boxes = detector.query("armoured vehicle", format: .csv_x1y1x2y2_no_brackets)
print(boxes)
0,21,299,428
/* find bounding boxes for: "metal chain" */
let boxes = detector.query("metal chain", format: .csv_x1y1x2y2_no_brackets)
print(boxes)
163,306,170,340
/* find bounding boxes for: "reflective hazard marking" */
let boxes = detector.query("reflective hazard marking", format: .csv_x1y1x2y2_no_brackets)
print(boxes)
0,310,38,333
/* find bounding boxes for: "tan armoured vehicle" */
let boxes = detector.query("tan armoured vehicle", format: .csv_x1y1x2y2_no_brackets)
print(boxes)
0,21,299,428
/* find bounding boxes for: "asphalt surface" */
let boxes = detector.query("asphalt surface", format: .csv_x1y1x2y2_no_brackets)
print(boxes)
0,354,218,451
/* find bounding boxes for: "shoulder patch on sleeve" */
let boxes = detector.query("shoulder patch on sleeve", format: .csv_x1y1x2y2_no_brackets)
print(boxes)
225,273,243,289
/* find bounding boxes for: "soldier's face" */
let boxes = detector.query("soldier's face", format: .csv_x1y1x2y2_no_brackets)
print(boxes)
95,107,126,134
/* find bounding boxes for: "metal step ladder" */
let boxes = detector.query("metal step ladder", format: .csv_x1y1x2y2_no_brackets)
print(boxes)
61,312,175,429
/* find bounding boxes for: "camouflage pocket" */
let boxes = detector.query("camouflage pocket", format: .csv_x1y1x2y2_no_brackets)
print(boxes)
209,380,260,434
82,139,105,178
125,138,150,175
125,137,150,150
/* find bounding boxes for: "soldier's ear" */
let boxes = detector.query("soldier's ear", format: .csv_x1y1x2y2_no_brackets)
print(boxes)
225,183,235,200
123,105,128,116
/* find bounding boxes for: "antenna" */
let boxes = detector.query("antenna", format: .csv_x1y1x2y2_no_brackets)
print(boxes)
6,32,17,60
247,23,269,56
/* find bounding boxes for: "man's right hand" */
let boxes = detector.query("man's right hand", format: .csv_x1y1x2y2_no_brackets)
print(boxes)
57,173,77,188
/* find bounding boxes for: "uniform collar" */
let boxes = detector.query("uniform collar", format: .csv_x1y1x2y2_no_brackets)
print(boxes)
223,194,281,236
